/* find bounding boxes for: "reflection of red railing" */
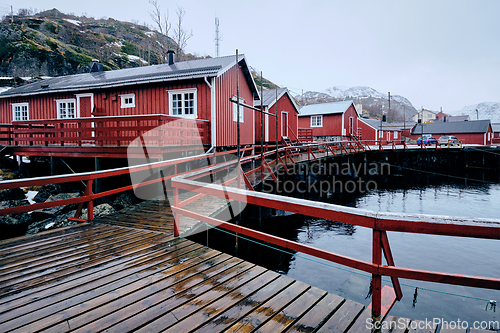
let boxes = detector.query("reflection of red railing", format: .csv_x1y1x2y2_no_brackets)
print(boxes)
8,115,210,147
297,128,313,142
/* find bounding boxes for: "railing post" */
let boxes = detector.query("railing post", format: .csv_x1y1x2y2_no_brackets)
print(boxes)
87,179,94,222
372,225,382,320
173,164,180,237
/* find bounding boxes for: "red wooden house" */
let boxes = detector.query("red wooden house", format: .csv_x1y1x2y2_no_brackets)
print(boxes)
297,101,360,141
253,88,300,144
410,120,493,145
0,52,260,159
357,118,402,144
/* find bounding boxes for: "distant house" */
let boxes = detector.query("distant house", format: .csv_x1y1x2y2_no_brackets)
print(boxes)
412,109,436,123
410,120,493,145
434,114,471,122
492,123,500,144
357,118,402,144
297,100,360,141
435,110,449,121
0,53,260,158
253,88,300,143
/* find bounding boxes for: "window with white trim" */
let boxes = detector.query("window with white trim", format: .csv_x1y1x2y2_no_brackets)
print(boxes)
168,89,197,118
311,115,322,127
12,103,29,121
394,131,398,139
56,99,76,119
120,94,135,108
232,97,244,123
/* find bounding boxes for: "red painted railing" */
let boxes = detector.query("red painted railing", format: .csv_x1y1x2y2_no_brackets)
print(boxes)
297,128,313,142
7,115,210,147
170,156,500,318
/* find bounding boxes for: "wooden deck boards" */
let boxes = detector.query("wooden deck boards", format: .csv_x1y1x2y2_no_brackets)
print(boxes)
0,200,482,332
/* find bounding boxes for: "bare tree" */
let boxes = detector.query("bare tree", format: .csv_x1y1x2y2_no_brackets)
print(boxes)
149,0,171,63
173,6,192,61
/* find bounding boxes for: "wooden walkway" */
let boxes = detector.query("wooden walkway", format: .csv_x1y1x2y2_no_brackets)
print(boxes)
0,200,486,332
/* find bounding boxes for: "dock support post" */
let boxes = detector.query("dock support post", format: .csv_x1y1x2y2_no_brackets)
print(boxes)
50,156,55,176
94,157,102,205
372,227,382,321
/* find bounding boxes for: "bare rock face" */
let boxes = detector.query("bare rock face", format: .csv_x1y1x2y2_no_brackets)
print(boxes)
81,203,116,220
33,184,64,203
0,199,32,225
0,188,26,201
112,192,141,210
31,193,80,220
26,210,78,235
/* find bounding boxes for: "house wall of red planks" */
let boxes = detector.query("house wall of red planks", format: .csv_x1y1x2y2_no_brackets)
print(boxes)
215,64,254,147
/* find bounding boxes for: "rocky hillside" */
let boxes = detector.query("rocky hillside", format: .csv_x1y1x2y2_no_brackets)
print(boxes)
296,86,418,122
0,8,201,78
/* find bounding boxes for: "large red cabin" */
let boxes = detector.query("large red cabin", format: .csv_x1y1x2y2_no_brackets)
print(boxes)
410,120,493,145
297,101,360,141
253,88,300,144
0,53,259,159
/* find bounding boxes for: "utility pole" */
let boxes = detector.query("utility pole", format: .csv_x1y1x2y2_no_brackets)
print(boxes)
476,108,478,120
11,6,14,23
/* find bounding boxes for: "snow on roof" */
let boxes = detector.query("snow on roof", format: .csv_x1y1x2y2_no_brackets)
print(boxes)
298,100,354,116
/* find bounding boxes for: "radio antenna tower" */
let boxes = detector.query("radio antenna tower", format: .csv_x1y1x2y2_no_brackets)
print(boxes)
214,17,221,57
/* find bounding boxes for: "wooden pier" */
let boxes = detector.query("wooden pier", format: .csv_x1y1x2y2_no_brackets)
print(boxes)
0,199,469,333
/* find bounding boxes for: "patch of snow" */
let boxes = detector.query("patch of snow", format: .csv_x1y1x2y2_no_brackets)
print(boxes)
111,41,124,47
26,191,37,204
145,31,155,37
448,102,500,123
0,87,11,94
44,222,55,229
64,18,82,26
0,76,13,80
127,54,148,64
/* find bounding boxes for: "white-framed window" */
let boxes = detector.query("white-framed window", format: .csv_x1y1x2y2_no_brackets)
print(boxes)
168,89,197,118
120,94,135,108
394,131,398,139
56,99,76,119
232,96,244,123
379,131,383,138
12,103,29,121
311,115,322,127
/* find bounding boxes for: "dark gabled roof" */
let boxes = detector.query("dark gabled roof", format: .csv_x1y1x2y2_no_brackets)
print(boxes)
411,120,491,135
298,100,355,116
253,88,300,114
359,118,402,131
492,123,500,132
0,54,260,99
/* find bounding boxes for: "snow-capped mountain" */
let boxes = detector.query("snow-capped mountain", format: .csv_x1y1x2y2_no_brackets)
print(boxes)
448,102,500,123
296,86,417,122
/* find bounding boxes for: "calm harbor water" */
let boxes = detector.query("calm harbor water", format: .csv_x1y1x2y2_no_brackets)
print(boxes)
190,156,500,326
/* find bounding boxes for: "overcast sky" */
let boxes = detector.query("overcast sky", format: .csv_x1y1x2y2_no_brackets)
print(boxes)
3,0,500,111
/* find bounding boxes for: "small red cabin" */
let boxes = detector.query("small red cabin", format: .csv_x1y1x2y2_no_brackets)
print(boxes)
358,118,402,144
297,101,360,141
0,54,260,158
253,88,300,144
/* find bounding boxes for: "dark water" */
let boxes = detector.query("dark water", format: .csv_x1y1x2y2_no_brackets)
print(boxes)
189,152,500,327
